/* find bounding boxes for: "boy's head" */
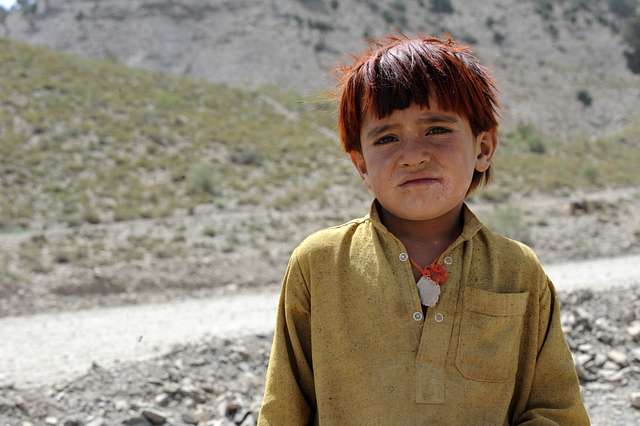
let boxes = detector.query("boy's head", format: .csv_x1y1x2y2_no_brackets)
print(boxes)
333,35,500,221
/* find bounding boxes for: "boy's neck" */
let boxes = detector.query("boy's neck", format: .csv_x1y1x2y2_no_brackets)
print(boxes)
378,201,465,256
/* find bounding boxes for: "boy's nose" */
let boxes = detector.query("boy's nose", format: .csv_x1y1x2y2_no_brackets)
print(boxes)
400,138,431,168
401,157,430,168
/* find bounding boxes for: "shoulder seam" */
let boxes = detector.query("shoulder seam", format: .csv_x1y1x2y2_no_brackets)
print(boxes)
323,215,368,230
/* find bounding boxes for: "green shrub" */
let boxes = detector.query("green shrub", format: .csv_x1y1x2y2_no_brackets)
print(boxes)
583,165,600,184
202,226,217,238
624,14,640,73
430,0,454,14
507,124,547,154
382,9,394,24
576,89,593,107
188,162,216,195
390,1,406,13
608,0,636,17
534,0,554,21
83,209,101,224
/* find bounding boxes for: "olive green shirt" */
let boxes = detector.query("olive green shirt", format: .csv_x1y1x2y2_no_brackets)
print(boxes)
258,200,590,425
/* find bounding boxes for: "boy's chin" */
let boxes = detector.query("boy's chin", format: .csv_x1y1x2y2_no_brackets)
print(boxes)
379,201,461,223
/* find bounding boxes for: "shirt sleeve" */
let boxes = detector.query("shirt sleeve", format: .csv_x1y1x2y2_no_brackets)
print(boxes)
513,277,591,425
257,250,316,425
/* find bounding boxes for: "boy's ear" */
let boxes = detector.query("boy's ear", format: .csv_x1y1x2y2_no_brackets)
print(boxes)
349,150,368,179
474,128,498,173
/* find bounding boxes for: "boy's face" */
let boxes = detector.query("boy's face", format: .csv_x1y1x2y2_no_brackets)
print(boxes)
351,100,496,222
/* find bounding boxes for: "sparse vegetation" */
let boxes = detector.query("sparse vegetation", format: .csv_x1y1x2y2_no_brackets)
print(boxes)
390,1,407,14
188,162,218,196
477,204,533,247
624,13,640,73
577,89,593,107
1,35,639,237
534,0,555,21
430,0,454,14
608,0,637,18
381,5,407,27
583,165,600,184
495,121,640,193
0,38,339,230
504,124,547,154
202,226,217,238
493,32,506,45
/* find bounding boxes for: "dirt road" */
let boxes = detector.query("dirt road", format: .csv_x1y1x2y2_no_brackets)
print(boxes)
2,254,640,390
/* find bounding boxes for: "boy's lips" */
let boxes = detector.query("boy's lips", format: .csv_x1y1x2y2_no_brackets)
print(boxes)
399,175,440,187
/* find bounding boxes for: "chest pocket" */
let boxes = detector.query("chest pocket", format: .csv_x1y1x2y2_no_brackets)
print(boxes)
455,286,529,383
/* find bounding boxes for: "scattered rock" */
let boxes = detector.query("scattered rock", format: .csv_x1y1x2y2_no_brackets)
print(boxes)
114,399,129,411
142,409,167,425
122,416,153,426
627,322,640,341
86,418,105,426
608,350,629,367
631,392,640,409
205,419,235,426
599,369,626,383
181,412,199,425
2,287,640,425
0,397,15,409
154,393,170,407
593,353,607,367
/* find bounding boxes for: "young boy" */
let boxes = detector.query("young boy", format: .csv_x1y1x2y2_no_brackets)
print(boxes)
257,35,590,425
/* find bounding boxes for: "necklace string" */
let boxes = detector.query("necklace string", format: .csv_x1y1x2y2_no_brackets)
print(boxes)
408,256,449,286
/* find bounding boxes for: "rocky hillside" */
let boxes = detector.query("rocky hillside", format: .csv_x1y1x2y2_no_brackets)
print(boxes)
1,34,640,319
1,2,640,323
2,0,640,140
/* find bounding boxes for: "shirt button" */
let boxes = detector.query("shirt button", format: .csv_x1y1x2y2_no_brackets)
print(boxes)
444,256,453,265
399,252,409,262
412,311,423,321
434,312,445,322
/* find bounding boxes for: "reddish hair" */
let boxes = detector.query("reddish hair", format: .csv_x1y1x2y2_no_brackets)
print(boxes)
332,34,500,193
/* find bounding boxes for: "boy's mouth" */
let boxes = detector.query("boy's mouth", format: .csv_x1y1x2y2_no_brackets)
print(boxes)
399,176,440,187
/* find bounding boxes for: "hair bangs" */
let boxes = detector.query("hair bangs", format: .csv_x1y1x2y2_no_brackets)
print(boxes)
361,42,458,125
335,35,499,154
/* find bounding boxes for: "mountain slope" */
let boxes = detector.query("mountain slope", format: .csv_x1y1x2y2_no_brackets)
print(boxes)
2,0,640,139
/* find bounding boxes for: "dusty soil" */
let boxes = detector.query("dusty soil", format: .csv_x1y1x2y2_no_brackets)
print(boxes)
1,187,640,320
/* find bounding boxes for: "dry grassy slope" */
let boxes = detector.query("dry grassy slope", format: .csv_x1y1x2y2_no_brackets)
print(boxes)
3,0,640,139
1,34,639,233
0,37,355,231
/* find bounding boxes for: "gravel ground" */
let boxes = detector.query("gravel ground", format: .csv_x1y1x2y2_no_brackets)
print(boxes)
2,286,640,426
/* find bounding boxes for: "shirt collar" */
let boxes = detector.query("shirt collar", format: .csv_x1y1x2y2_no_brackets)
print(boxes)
366,198,484,244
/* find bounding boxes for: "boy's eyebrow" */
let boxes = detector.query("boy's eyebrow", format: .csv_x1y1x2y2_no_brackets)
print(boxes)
366,124,397,140
416,114,459,124
365,114,459,140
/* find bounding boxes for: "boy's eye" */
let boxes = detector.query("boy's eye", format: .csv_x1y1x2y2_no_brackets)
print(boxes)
374,135,397,145
426,127,451,135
